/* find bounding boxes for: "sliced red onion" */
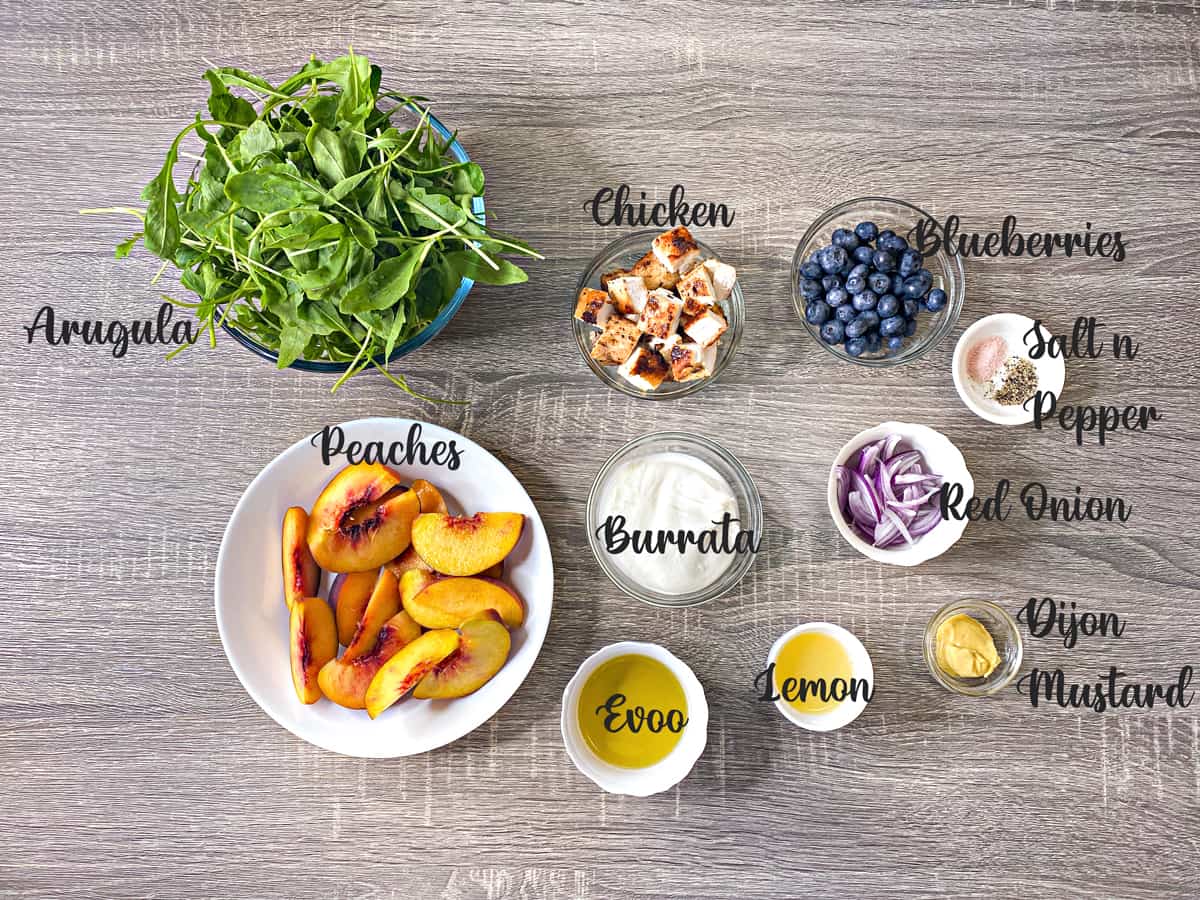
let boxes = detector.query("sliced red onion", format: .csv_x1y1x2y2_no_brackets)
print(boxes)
836,433,945,549
834,465,850,515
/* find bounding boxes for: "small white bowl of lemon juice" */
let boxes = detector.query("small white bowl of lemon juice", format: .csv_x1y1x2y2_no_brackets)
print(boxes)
766,623,873,732
560,641,708,796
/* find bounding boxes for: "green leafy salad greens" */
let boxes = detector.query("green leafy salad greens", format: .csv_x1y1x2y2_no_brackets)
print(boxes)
87,51,540,395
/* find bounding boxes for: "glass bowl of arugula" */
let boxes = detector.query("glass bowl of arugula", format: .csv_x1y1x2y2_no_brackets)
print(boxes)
88,52,540,397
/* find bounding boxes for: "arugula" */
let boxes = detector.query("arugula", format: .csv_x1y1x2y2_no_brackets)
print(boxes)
84,50,541,397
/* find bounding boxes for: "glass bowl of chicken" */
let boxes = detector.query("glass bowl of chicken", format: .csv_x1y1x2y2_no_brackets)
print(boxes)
571,227,744,400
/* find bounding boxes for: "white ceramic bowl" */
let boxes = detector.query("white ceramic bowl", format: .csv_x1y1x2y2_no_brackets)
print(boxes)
560,642,708,796
767,623,873,732
952,313,1066,425
827,421,972,566
214,417,554,758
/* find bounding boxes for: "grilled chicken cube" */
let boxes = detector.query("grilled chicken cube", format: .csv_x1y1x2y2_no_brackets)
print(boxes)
651,226,703,274
666,340,717,382
631,251,679,291
637,289,684,341
702,258,737,301
607,275,649,316
589,316,641,366
574,288,615,327
678,264,717,311
681,305,728,347
618,345,670,390
600,268,632,290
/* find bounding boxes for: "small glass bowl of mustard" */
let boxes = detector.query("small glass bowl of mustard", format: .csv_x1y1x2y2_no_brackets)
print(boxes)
923,599,1023,697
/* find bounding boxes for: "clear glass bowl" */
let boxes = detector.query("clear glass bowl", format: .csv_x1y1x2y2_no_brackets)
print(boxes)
585,432,762,607
791,197,964,367
221,102,485,373
572,230,744,399
923,599,1023,697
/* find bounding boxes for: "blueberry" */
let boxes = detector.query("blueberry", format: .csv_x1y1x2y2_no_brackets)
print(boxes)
925,287,948,312
821,274,842,293
858,309,880,329
868,271,891,294
837,256,855,275
826,287,849,307
832,228,860,251
845,337,867,357
855,221,879,242
835,303,856,324
850,262,870,278
844,317,869,339
806,300,832,325
886,335,906,353
903,298,919,319
864,331,882,354
851,289,878,312
819,245,848,274
877,293,900,318
880,315,906,337
800,278,823,301
880,232,908,254
871,249,897,272
845,273,867,295
877,229,895,246
904,318,918,336
800,260,823,280
891,273,906,295
820,319,845,345
898,248,923,278
852,245,874,265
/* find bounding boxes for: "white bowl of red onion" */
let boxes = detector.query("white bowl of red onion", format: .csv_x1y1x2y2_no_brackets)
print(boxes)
827,422,972,566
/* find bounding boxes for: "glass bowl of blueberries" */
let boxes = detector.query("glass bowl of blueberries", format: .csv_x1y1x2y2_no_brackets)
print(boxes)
791,197,964,366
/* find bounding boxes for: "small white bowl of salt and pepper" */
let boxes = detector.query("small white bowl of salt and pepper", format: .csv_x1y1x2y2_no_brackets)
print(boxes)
952,313,1066,425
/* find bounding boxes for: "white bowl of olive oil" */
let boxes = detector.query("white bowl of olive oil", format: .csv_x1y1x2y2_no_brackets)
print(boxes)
560,641,708,796
766,623,873,732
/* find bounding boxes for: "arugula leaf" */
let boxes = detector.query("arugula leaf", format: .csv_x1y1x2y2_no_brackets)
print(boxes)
306,124,350,184
443,249,528,285
239,120,277,160
225,171,323,212
338,245,424,314
144,156,181,259
115,232,143,259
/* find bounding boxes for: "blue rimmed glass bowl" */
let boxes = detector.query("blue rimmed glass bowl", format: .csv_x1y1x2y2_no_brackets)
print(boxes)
221,102,485,373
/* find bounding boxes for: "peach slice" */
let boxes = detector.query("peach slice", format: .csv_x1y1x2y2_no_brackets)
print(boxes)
365,629,460,719
342,568,402,661
289,596,337,704
317,611,422,709
410,512,524,576
306,463,421,573
400,567,438,609
411,478,448,515
328,569,379,647
281,507,321,609
414,610,511,700
384,545,433,581
403,576,525,630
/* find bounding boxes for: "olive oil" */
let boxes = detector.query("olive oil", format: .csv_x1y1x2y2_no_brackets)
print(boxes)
577,654,688,768
773,631,853,714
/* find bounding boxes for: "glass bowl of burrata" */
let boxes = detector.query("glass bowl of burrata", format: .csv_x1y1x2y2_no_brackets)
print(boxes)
586,432,763,607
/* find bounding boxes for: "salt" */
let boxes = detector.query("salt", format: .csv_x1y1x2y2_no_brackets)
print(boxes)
965,335,1008,382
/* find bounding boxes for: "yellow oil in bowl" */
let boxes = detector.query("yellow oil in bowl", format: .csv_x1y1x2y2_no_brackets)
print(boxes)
577,654,688,769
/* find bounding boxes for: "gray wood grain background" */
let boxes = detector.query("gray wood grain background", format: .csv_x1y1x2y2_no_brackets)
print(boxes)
2,1,1199,898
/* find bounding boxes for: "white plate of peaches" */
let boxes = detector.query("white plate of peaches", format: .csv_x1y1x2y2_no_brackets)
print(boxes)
215,417,554,758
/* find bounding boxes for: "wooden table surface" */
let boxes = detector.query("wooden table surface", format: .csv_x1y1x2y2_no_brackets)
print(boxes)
3,2,1199,898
